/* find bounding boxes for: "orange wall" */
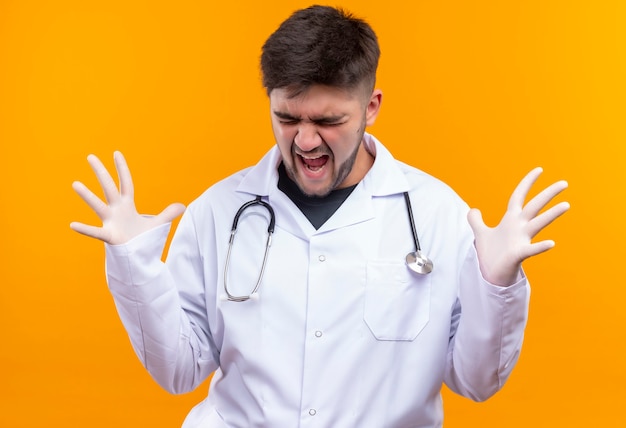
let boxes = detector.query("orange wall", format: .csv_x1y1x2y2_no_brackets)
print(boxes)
1,0,624,426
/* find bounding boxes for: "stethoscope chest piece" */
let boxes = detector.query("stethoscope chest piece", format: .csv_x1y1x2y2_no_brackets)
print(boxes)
406,250,434,275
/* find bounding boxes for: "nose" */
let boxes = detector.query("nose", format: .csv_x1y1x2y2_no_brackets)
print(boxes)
294,123,322,153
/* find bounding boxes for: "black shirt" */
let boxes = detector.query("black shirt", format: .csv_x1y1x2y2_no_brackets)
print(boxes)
277,162,357,229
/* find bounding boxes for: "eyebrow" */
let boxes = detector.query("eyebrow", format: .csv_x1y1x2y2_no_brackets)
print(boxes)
272,110,347,123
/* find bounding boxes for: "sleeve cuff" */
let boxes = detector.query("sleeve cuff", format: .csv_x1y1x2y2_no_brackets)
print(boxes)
105,223,172,286
467,244,529,299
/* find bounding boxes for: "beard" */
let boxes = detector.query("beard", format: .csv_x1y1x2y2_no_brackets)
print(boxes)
285,123,366,198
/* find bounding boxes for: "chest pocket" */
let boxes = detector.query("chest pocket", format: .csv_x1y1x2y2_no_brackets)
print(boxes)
364,261,431,341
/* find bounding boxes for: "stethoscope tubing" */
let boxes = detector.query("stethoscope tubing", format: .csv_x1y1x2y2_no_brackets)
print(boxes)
223,192,432,302
223,196,275,302
403,192,423,252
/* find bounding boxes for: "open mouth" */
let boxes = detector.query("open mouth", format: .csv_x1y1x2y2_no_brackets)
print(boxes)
299,154,329,172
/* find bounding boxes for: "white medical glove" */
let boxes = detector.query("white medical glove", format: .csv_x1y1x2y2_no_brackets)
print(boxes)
467,167,569,287
70,151,186,245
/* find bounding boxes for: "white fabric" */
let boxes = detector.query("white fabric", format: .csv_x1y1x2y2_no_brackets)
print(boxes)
105,133,530,427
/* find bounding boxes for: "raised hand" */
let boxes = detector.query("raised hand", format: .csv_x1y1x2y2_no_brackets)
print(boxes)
467,167,569,286
70,151,186,245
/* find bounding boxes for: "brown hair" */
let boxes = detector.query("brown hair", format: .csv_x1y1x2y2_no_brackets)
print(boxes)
260,5,380,97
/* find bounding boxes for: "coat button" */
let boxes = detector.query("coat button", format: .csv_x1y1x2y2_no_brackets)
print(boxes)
309,409,317,416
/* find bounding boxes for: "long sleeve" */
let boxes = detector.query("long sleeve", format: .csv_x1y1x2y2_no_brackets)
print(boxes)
105,216,218,394
444,244,530,401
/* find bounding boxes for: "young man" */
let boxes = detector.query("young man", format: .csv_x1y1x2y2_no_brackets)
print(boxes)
71,5,568,427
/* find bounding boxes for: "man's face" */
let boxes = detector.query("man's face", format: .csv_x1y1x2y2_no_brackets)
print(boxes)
269,84,382,197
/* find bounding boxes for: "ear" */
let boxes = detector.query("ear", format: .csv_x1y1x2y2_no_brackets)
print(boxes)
365,89,383,126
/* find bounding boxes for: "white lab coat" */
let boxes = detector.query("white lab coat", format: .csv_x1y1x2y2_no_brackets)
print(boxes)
105,133,529,428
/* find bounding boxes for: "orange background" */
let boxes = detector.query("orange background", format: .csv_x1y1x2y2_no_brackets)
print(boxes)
1,0,624,426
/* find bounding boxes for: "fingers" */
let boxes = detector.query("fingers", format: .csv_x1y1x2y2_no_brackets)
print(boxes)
527,201,570,237
69,221,111,242
72,180,109,219
87,154,121,204
467,208,487,234
520,239,555,260
523,180,568,220
507,167,543,211
114,151,134,198
156,203,187,224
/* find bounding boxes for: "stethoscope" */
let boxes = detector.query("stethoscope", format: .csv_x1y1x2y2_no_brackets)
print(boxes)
223,196,275,302
223,192,433,302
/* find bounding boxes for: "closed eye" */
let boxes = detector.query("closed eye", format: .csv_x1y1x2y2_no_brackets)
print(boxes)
315,120,345,127
279,119,299,125
273,110,347,127
273,111,300,125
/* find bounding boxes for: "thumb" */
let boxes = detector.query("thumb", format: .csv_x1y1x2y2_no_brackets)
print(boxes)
157,202,186,224
467,208,486,235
